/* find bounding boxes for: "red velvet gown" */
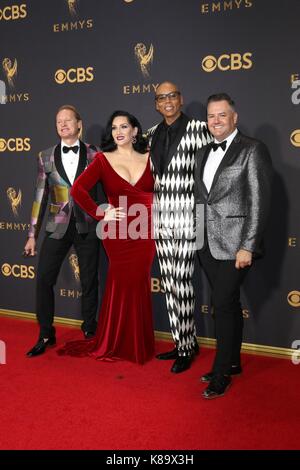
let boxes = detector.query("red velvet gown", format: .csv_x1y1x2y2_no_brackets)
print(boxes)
58,152,155,364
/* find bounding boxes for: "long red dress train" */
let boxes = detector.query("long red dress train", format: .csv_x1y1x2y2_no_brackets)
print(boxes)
57,152,155,364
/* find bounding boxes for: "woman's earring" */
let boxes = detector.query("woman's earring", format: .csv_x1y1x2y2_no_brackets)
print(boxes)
132,136,137,144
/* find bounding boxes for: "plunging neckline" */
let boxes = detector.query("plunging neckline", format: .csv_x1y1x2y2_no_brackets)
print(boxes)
102,152,149,187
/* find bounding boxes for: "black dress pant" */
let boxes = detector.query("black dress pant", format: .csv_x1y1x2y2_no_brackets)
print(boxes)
36,220,99,339
197,245,250,375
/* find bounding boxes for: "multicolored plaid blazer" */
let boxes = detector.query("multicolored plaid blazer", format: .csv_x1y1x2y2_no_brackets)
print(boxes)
28,141,99,240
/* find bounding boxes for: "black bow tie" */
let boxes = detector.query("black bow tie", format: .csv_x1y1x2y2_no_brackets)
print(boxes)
62,145,79,154
212,141,227,152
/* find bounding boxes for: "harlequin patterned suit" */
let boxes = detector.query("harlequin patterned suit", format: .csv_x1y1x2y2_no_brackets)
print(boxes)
148,114,211,356
28,141,100,339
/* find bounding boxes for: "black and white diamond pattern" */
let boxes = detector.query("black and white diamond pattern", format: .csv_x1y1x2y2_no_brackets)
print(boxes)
149,119,211,355
156,233,196,355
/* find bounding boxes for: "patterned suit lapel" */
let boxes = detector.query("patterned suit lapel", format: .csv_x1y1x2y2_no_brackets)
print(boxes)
209,131,242,195
54,143,72,186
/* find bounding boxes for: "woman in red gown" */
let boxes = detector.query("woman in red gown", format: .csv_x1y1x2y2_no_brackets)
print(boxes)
58,111,155,364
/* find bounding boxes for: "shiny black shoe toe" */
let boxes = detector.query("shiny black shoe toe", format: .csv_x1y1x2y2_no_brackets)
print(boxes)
83,331,95,339
156,347,178,360
201,365,242,383
202,374,231,399
26,337,56,357
156,342,199,361
201,371,215,383
171,355,193,373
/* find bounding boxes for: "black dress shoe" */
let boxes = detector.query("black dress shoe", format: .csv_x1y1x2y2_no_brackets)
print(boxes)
202,374,231,399
83,331,95,339
171,355,193,373
156,342,199,361
200,365,242,383
156,347,178,360
26,337,56,357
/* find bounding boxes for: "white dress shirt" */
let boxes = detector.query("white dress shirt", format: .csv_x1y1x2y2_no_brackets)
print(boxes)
203,128,238,192
61,139,80,185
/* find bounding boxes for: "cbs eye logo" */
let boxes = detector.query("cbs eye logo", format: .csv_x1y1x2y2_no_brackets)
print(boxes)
202,52,252,72
55,67,94,84
0,137,31,152
1,263,35,279
290,130,300,147
287,291,300,307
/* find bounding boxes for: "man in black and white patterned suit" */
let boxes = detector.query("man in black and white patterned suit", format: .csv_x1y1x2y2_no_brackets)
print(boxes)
148,81,211,373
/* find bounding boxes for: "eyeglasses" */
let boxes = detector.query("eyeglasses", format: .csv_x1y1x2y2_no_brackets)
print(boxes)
155,91,181,103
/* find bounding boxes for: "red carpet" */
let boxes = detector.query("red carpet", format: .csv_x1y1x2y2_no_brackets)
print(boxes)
0,316,299,450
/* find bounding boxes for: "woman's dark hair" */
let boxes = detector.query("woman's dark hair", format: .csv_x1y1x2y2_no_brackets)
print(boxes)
101,110,148,153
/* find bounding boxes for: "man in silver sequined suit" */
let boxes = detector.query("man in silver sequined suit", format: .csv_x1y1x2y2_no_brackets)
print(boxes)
195,93,272,398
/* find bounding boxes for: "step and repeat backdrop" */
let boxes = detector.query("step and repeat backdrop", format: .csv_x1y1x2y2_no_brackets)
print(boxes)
0,0,300,353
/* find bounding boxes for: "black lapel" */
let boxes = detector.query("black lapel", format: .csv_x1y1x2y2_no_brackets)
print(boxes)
197,145,212,197
200,144,213,180
54,144,72,186
150,122,163,176
209,131,242,195
74,141,87,182
164,113,190,170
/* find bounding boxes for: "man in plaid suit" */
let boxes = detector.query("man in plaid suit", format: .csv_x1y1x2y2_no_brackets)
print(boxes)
25,105,100,357
148,82,211,373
